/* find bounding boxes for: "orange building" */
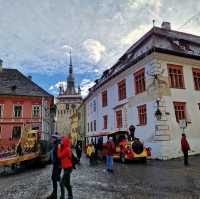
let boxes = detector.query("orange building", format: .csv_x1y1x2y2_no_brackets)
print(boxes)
0,61,54,140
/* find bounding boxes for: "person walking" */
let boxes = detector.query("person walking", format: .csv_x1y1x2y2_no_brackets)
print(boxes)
181,133,190,166
87,143,95,165
58,137,73,199
75,141,82,163
106,137,115,172
47,135,62,199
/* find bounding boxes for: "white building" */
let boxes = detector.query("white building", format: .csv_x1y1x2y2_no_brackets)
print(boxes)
84,22,200,159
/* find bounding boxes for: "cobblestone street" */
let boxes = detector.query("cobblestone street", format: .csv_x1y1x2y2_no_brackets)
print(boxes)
0,155,200,199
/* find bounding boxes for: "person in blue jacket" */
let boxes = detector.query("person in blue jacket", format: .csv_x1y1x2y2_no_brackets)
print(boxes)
47,133,62,199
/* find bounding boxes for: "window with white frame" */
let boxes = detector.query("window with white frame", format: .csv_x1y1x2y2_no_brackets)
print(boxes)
90,102,93,114
14,105,22,118
32,105,41,118
93,100,96,112
12,126,21,139
0,104,3,118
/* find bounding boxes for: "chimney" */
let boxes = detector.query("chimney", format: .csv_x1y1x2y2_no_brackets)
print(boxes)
161,22,171,30
0,59,3,72
28,75,32,80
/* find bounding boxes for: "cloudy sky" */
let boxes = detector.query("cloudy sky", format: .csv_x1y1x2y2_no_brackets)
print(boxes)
0,0,200,97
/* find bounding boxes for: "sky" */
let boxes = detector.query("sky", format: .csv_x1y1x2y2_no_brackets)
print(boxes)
0,0,200,97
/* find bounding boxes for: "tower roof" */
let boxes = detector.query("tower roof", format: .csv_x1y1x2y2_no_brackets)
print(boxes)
64,51,78,96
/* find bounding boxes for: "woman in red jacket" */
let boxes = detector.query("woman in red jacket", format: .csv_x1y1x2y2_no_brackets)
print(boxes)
181,133,190,166
57,137,73,199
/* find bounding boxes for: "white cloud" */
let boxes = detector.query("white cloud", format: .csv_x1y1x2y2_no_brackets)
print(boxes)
48,81,67,95
80,79,95,97
128,0,162,14
1,0,200,94
82,39,106,64
121,24,152,45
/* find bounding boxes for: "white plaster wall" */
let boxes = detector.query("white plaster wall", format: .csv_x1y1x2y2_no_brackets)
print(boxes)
157,57,200,158
85,53,200,159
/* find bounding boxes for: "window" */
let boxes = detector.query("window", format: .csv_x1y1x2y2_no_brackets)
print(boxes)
118,79,126,101
94,120,96,131
93,100,96,112
173,102,186,122
103,115,108,129
90,121,93,132
90,102,93,113
12,126,21,139
168,64,185,89
87,123,89,132
0,105,3,118
134,68,146,94
32,105,41,118
193,68,200,90
116,110,123,128
137,104,147,125
14,105,22,118
102,90,108,107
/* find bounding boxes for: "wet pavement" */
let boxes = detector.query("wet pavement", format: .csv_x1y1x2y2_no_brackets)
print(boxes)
0,155,200,199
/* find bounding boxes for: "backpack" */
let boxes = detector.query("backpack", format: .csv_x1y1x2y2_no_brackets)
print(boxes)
72,152,79,169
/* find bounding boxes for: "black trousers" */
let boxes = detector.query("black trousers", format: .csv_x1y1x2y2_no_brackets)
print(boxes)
183,151,189,165
52,166,62,194
60,168,73,199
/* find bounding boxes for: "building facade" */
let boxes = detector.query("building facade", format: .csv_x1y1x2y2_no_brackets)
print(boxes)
84,22,200,159
70,111,78,145
0,61,54,140
77,102,86,143
55,53,82,135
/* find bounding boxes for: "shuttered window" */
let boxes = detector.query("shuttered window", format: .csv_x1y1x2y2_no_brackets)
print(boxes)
102,90,108,107
116,110,122,128
118,80,126,101
168,64,185,89
137,104,147,125
134,68,146,94
173,102,186,122
193,68,200,90
103,115,108,129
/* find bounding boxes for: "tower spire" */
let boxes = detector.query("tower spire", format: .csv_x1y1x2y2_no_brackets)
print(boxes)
64,50,76,95
69,49,73,74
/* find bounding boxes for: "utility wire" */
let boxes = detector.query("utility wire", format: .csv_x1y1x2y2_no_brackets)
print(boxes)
178,11,200,30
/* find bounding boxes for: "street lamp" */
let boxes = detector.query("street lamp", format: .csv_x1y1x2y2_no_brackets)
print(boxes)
155,98,162,120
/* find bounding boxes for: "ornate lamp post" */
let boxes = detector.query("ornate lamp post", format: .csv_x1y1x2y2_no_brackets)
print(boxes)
155,98,162,120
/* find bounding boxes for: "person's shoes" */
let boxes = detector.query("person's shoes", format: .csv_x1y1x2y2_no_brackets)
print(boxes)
68,196,73,199
47,192,57,199
110,169,114,173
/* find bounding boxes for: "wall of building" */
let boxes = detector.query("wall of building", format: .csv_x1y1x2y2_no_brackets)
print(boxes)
0,96,52,139
85,52,200,159
155,54,200,158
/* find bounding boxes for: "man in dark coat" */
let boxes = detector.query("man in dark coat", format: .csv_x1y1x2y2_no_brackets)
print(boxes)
181,133,190,166
47,134,62,199
75,141,82,163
